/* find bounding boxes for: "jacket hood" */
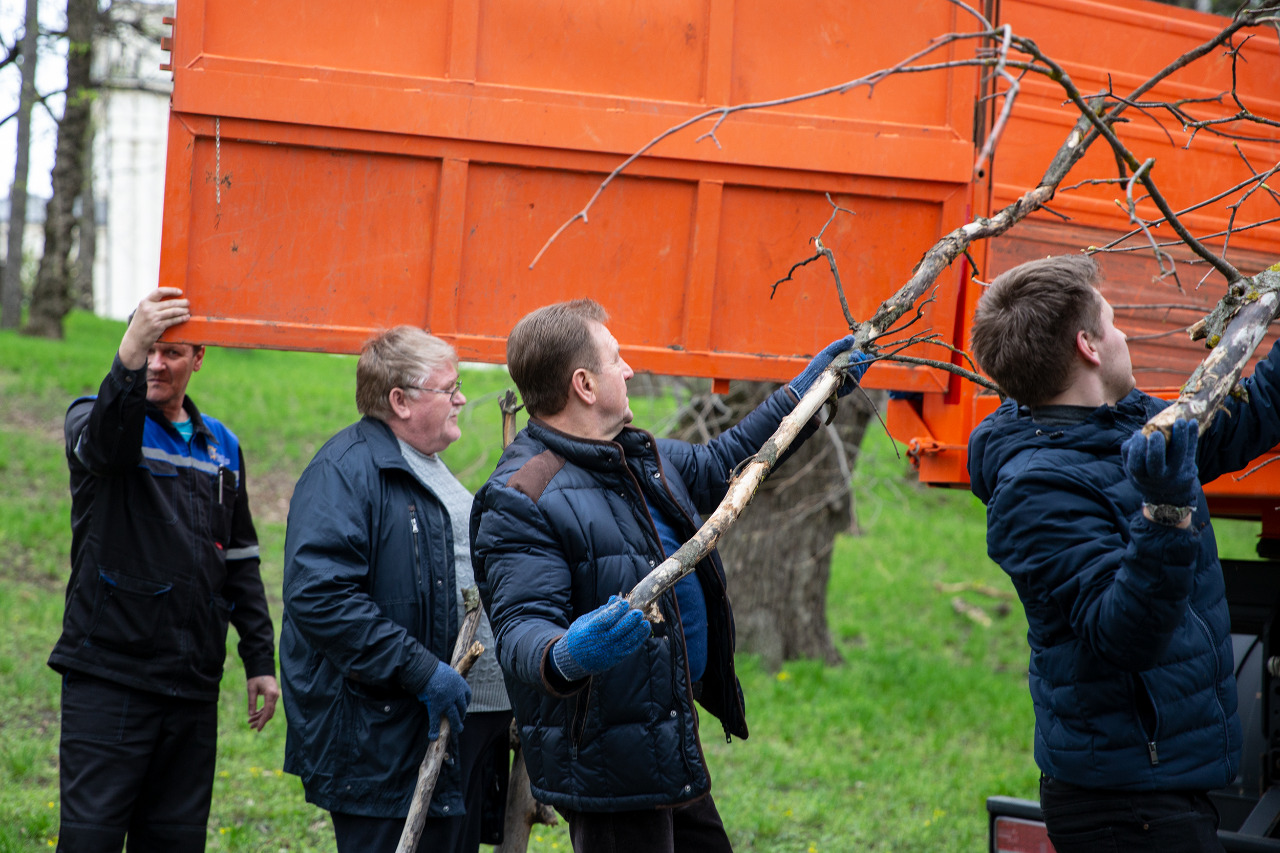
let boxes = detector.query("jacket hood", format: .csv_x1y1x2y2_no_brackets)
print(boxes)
968,389,1161,505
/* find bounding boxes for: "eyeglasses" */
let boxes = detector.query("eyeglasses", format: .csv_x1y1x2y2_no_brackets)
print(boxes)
404,379,464,404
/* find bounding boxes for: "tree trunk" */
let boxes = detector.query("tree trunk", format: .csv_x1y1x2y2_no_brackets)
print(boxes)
73,140,96,311
671,380,882,670
2,0,40,330
24,0,96,339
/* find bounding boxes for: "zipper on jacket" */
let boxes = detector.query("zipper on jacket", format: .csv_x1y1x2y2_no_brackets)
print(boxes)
1132,673,1160,767
1188,606,1233,752
648,448,745,745
569,681,592,759
408,503,422,589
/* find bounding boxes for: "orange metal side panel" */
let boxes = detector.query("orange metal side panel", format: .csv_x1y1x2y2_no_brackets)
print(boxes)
158,0,983,389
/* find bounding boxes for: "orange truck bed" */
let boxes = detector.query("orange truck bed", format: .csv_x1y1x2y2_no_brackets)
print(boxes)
156,0,1280,524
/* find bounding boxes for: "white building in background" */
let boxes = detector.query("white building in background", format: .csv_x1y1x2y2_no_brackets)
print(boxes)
92,2,174,320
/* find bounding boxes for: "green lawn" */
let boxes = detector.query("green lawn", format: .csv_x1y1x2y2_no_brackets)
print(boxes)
0,313,1263,851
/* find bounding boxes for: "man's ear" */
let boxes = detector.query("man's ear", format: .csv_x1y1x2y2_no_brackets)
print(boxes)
387,386,414,420
1076,329,1102,367
192,345,206,373
569,367,596,406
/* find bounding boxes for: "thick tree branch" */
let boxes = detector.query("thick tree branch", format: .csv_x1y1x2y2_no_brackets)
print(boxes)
539,6,1280,611
1147,268,1280,436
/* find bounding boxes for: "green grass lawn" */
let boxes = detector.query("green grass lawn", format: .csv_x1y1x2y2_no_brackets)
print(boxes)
0,313,1264,851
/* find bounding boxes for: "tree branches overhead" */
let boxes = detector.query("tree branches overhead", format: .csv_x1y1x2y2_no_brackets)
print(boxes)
537,1,1280,607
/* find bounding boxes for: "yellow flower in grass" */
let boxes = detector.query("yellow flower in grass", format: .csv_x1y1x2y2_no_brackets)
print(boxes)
776,671,791,682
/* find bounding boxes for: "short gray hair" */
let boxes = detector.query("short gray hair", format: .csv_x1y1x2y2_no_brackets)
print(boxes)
356,326,456,420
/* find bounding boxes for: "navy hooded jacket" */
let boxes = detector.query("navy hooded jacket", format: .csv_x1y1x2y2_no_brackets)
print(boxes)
968,341,1280,791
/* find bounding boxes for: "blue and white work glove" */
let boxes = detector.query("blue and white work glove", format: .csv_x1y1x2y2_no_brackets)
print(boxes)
550,595,651,681
417,661,472,741
1120,419,1199,508
788,335,872,398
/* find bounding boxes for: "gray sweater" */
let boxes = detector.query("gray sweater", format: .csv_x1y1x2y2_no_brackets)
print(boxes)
399,439,509,713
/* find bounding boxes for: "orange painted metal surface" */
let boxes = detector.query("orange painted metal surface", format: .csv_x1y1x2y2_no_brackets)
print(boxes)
157,0,982,392
156,0,1280,518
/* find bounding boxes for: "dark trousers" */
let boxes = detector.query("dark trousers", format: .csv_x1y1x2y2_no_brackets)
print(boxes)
561,794,734,853
1040,775,1225,853
331,710,512,853
57,670,218,853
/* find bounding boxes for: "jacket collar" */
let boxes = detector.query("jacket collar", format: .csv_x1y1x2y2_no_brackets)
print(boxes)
147,395,217,445
526,418,657,473
357,416,418,474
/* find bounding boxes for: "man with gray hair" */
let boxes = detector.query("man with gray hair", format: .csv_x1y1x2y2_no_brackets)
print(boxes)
281,325,511,853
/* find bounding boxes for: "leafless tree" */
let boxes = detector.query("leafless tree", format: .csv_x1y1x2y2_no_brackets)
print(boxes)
25,0,99,338
2,0,40,330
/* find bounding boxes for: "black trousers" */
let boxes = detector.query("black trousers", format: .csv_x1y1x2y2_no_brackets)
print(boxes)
57,670,219,853
331,710,512,853
1040,775,1225,853
560,794,734,853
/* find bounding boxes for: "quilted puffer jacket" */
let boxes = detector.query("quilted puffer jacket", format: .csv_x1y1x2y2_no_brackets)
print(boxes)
471,386,814,812
968,342,1280,790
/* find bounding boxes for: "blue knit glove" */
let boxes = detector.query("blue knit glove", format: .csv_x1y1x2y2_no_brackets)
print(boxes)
551,595,650,681
1120,419,1199,507
416,661,472,741
788,336,870,398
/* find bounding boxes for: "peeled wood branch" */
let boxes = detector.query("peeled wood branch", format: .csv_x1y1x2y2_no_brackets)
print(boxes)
494,396,559,853
396,588,485,853
1146,267,1280,437
626,104,1107,613
626,368,842,613
589,9,1280,614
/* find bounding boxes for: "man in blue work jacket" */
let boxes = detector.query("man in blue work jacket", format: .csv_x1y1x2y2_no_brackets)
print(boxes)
50,287,278,852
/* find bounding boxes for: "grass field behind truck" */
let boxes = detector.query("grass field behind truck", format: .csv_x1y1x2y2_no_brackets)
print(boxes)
0,313,1263,851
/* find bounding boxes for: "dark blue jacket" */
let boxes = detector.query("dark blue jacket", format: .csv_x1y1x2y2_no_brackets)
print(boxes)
470,387,812,812
968,342,1280,791
49,355,274,701
281,417,463,818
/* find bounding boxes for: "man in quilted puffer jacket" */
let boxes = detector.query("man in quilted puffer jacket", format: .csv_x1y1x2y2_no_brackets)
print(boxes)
471,298,867,853
968,254,1280,853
